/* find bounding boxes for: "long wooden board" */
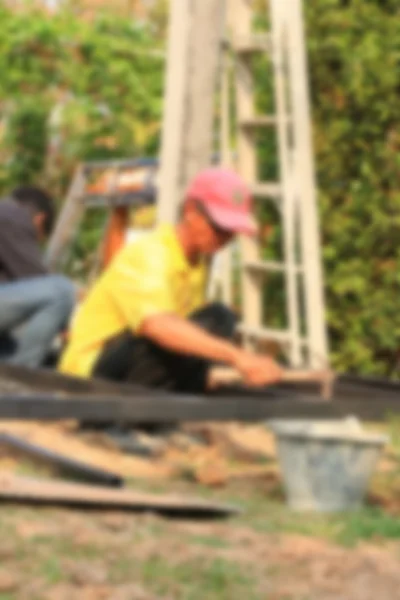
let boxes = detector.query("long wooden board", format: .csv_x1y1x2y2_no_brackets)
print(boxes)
0,473,239,518
0,389,339,422
0,364,398,423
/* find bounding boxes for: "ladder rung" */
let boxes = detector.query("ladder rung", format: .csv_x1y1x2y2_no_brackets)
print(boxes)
233,33,272,55
252,182,281,198
244,260,303,274
237,324,306,346
239,116,277,128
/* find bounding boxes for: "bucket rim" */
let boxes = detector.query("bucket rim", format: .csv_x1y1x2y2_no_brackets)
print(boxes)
267,419,389,446
272,431,388,446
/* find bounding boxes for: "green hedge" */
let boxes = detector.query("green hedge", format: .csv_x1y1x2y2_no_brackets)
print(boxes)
0,2,163,193
306,0,400,375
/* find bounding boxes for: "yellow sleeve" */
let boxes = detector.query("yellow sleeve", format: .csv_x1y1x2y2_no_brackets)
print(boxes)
106,241,176,331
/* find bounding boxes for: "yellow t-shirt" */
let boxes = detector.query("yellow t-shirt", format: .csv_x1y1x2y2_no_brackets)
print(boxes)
59,224,208,378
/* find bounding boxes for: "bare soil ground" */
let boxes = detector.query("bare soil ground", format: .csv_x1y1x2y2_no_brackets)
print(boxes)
0,420,399,600
0,496,400,600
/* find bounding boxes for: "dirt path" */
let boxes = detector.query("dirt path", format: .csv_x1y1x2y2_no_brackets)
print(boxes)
0,503,399,600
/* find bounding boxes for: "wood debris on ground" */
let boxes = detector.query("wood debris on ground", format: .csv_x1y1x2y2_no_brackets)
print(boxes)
0,419,280,486
0,418,398,515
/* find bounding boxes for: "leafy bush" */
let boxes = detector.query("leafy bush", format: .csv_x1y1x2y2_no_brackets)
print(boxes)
0,1,164,193
306,0,400,375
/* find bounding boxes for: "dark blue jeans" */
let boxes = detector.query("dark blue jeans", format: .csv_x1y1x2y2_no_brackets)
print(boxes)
0,275,75,368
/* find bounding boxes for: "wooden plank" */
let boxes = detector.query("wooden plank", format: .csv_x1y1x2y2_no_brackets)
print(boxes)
0,433,123,488
0,389,340,423
0,473,239,518
0,364,399,423
0,384,398,423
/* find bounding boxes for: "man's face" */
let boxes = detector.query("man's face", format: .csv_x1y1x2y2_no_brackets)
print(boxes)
185,202,234,257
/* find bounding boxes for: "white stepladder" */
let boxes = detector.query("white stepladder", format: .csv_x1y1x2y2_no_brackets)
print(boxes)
219,0,329,369
140,0,330,369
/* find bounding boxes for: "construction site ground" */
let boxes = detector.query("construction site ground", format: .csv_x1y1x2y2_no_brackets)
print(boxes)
0,418,399,600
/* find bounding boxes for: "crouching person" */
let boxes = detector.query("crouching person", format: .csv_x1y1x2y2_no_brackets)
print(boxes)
0,187,75,368
59,168,282,392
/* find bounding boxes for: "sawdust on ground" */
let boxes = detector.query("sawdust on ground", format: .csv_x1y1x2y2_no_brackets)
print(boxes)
0,421,173,479
0,420,282,483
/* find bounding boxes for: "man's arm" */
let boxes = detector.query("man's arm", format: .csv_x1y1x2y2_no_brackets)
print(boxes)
140,313,282,386
139,313,239,364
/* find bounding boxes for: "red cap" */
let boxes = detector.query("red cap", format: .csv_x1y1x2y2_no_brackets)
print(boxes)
185,168,257,235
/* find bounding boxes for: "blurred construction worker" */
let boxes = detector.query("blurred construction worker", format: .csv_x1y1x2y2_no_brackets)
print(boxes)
60,168,282,391
0,187,75,367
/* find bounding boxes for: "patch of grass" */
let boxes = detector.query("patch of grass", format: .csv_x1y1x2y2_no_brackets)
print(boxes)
40,557,63,584
387,417,400,456
141,555,259,600
188,534,230,549
335,507,400,546
246,497,400,547
109,557,135,582
186,476,400,548
128,459,400,547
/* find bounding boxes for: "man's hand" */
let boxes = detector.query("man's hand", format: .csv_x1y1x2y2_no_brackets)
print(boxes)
233,350,283,387
140,313,283,387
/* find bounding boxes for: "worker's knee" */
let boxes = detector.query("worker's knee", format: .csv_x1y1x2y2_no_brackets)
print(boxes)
193,302,238,339
208,301,237,322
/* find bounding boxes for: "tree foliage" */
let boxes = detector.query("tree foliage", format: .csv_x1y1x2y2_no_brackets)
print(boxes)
0,1,164,193
306,0,400,376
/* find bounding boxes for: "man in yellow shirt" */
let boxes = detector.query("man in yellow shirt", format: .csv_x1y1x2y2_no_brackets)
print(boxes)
60,168,282,392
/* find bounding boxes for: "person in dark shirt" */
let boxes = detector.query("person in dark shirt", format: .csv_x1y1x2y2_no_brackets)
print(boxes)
0,187,75,367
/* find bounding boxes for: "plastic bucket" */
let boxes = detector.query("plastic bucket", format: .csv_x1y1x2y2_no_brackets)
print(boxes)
268,418,388,512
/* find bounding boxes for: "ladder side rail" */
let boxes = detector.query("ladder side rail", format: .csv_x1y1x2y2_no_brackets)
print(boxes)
209,31,235,305
231,0,263,348
270,0,302,365
283,0,329,366
207,2,235,304
45,164,87,271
